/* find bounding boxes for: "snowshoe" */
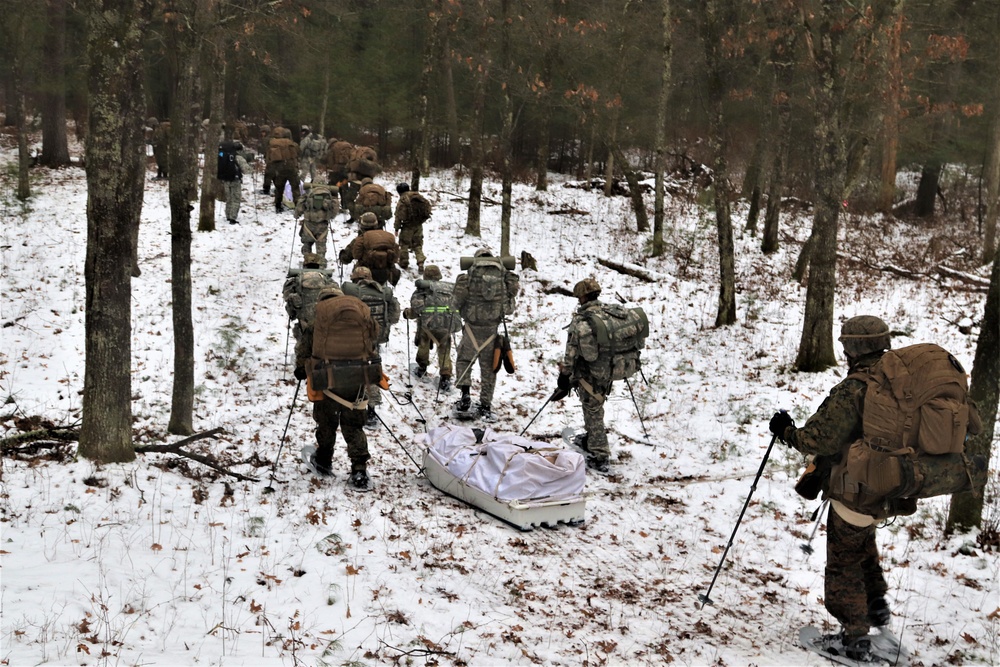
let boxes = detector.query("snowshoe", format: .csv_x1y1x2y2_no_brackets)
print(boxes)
799,627,891,667
349,469,371,492
453,390,475,420
871,627,910,665
301,446,332,478
476,404,498,424
413,364,427,378
561,427,588,452
438,377,452,393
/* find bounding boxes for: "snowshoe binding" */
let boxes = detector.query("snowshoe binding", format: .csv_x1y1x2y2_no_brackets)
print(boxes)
302,446,332,478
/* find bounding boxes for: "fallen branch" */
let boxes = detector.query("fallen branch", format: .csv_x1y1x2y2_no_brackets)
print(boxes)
548,207,589,216
596,257,658,283
837,253,989,292
2,427,79,453
935,265,991,290
135,427,258,482
430,189,501,206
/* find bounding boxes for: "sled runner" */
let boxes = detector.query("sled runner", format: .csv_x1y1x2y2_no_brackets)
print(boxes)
422,424,587,531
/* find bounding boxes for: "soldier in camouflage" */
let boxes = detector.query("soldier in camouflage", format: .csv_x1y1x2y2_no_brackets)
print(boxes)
403,265,455,392
298,125,325,184
393,182,428,272
767,315,895,662
342,266,399,429
283,254,336,371
550,278,612,473
295,183,339,265
453,248,519,422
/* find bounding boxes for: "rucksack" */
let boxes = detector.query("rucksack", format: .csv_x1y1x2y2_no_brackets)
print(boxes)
286,269,333,328
309,295,381,396
582,304,649,384
460,257,518,325
828,343,982,518
268,138,297,163
398,191,432,225
326,140,354,170
358,182,391,207
414,280,461,334
348,146,380,177
358,230,399,270
342,281,393,344
299,184,339,222
217,141,241,181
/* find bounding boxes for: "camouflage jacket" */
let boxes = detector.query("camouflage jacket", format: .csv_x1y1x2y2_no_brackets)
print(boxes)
300,134,326,159
561,300,605,382
782,352,885,458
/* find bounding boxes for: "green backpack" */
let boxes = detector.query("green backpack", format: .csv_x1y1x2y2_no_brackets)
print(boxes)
414,280,461,334
299,184,339,223
583,304,649,384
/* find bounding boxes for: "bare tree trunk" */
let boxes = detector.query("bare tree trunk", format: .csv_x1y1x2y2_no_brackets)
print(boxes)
699,0,736,327
166,3,205,436
441,25,460,166
982,38,1000,263
876,7,903,213
413,6,440,191
198,41,225,233
762,13,797,255
946,245,1000,531
13,64,30,201
319,69,330,137
499,0,514,256
40,0,71,167
610,143,650,233
743,133,767,235
583,121,596,182
465,11,489,238
79,0,149,464
651,0,671,257
603,118,617,198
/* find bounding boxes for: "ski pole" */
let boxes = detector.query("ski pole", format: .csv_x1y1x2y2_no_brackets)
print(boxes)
372,409,422,472
800,499,829,555
697,431,779,608
283,317,292,377
263,379,301,493
624,376,651,444
406,318,413,389
519,394,553,437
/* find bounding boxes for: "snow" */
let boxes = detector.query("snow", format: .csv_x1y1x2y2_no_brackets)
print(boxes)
1,148,998,666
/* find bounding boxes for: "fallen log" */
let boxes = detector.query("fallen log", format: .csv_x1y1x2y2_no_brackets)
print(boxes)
430,189,502,206
1,427,79,453
136,427,258,482
935,265,991,290
596,257,658,283
548,207,590,216
837,253,989,292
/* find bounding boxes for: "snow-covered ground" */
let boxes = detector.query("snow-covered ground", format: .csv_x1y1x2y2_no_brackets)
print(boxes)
1,145,997,666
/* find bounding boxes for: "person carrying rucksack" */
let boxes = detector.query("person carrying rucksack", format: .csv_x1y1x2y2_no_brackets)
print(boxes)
283,253,336,368
394,183,432,273
768,315,985,663
550,278,648,473
267,126,300,214
351,178,392,228
294,286,381,490
342,266,400,429
339,212,402,287
403,265,460,392
218,140,251,225
294,183,339,265
452,248,520,423
298,125,325,184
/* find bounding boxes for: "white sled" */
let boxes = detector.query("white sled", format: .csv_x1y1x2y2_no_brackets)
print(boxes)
422,424,587,531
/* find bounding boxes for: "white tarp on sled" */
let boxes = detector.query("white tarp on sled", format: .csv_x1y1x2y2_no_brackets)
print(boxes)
422,424,586,530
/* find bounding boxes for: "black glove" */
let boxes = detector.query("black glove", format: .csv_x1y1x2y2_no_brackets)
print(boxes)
551,373,572,402
769,410,794,439
294,366,307,381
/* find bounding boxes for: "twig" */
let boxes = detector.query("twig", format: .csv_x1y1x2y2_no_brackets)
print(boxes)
135,427,258,482
429,189,501,206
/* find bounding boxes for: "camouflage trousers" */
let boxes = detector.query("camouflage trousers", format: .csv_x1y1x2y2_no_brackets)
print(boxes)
416,328,453,378
313,395,370,473
366,344,384,407
299,156,318,184
222,179,243,221
577,380,610,460
825,506,888,638
455,324,498,408
397,224,425,269
263,161,276,194
300,220,330,261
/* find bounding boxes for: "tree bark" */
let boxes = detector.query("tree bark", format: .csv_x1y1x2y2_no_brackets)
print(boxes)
610,143,650,233
441,22,460,166
876,7,903,213
499,0,514,257
166,3,204,436
699,0,736,327
40,0,71,167
198,38,225,233
412,5,440,191
946,245,999,531
79,0,149,464
651,0,671,258
762,5,798,255
981,35,1000,264
464,13,488,239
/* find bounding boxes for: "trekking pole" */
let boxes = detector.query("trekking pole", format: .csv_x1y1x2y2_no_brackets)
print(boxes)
263,379,301,493
519,394,553,437
282,317,292,377
405,318,413,389
800,499,829,555
287,216,300,270
372,409,422,472
624,376,651,443
697,430,780,609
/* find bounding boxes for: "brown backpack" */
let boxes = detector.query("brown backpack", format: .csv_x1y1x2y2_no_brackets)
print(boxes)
828,343,982,518
326,140,354,168
348,145,381,177
355,230,399,270
357,182,391,207
309,295,381,397
268,137,298,164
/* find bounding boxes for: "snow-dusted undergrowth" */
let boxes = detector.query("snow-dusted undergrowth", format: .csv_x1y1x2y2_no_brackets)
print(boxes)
1,145,997,666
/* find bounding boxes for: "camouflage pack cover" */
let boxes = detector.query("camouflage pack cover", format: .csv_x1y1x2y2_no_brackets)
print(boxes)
283,269,333,327
357,182,391,207
828,343,983,518
299,184,339,223
412,280,461,335
583,303,649,383
356,230,399,270
342,281,393,344
268,137,298,163
458,257,519,325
